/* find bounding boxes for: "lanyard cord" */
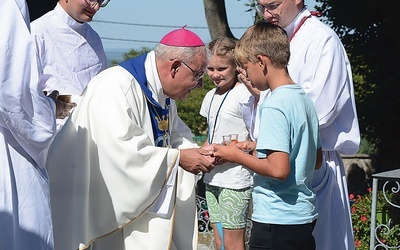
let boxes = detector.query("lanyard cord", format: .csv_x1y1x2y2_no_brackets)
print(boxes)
207,87,232,144
290,14,311,41
289,11,322,41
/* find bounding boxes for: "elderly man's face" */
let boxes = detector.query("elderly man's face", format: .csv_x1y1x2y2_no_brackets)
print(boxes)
168,55,207,100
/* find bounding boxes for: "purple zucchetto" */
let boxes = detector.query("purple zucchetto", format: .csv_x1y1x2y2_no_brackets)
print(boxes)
160,26,205,47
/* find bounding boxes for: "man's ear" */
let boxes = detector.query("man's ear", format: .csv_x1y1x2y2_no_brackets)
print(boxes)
170,59,181,78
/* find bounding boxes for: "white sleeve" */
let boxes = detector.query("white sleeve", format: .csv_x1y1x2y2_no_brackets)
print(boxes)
0,0,56,168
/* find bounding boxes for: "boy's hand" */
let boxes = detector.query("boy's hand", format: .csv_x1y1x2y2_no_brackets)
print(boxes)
213,142,241,163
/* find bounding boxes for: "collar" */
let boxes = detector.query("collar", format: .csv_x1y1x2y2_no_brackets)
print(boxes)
285,7,310,39
54,3,86,33
145,51,169,108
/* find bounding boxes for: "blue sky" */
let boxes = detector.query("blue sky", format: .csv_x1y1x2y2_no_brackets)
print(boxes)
90,0,318,60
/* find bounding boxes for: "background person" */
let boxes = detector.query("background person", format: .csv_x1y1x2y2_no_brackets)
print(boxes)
31,0,109,130
45,27,214,250
0,0,75,249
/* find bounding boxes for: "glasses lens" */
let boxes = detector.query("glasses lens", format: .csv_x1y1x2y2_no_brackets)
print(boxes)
266,4,279,10
256,4,264,14
181,61,204,81
195,71,205,81
100,0,110,7
256,2,281,13
194,71,205,81
84,0,97,8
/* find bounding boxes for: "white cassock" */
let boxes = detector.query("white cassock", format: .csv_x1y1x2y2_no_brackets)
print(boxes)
31,2,107,98
0,0,57,249
286,8,360,250
31,3,107,129
46,51,198,250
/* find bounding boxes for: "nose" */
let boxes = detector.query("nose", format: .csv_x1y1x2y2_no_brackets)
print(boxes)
211,71,220,79
263,9,274,20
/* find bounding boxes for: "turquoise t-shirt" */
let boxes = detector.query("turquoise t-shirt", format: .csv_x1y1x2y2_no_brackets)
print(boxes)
252,84,320,225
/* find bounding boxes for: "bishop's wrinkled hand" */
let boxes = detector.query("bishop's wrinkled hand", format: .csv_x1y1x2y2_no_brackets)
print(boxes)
179,148,215,175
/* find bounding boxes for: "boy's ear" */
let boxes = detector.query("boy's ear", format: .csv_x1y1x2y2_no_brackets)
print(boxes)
256,55,268,68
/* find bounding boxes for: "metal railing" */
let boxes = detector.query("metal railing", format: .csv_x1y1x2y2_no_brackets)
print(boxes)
369,169,400,250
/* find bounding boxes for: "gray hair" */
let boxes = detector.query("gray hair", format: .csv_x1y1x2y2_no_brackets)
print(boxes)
154,44,210,63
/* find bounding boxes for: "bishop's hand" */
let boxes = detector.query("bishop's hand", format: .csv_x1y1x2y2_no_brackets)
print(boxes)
179,148,215,175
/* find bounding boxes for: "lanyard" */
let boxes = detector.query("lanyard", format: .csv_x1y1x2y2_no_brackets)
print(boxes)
289,11,322,41
207,88,232,144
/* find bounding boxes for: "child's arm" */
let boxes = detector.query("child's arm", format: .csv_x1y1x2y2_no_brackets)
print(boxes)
213,143,290,181
236,140,256,154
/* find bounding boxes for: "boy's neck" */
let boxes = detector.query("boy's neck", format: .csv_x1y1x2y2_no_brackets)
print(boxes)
269,72,294,91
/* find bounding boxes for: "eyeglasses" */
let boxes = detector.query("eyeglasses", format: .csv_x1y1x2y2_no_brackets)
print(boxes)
181,61,205,82
256,0,286,15
84,0,110,9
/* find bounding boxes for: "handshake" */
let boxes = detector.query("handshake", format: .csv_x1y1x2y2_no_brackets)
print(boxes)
200,140,256,166
180,139,256,175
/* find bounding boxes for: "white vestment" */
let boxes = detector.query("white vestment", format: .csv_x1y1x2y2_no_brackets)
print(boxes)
31,3,107,98
286,9,360,250
46,52,198,250
0,0,57,249
244,8,360,250
31,3,107,129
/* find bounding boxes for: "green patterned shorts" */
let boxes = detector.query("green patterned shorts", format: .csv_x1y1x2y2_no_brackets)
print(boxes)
205,184,252,229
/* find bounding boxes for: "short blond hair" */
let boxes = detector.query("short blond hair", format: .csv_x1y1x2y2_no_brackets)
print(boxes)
235,22,290,69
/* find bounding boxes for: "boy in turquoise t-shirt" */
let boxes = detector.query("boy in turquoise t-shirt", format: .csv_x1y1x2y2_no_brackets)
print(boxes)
213,22,322,250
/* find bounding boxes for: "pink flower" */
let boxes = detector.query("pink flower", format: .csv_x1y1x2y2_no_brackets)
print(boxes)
361,215,367,222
